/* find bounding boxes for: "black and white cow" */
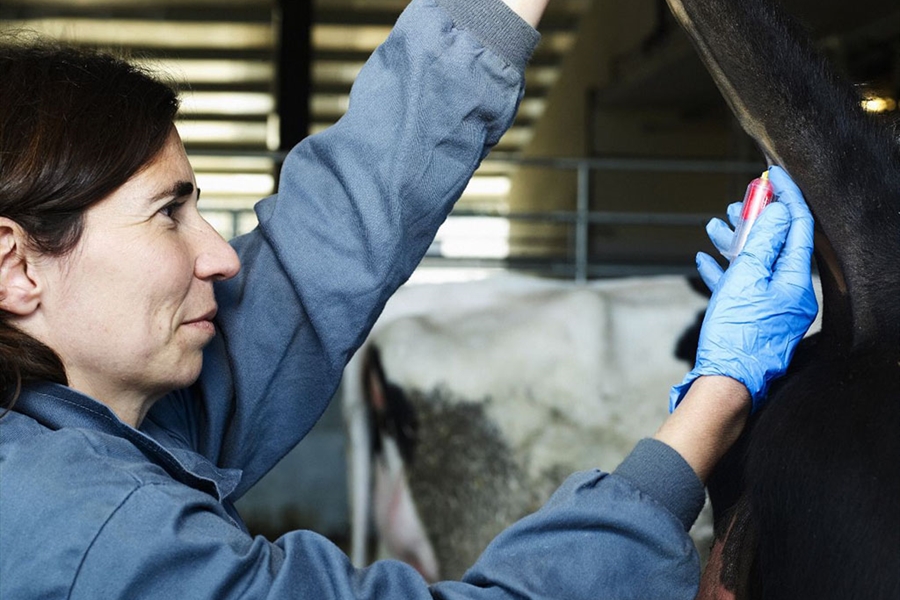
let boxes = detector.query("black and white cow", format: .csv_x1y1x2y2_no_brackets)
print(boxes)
664,0,900,597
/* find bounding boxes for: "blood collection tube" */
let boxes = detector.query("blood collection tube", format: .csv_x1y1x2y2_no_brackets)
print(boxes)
726,170,775,261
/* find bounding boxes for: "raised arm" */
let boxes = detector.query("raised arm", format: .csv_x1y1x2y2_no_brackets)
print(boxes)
655,375,749,483
165,0,542,495
663,167,818,481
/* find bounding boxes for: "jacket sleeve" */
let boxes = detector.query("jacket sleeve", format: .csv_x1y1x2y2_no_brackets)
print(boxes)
69,439,704,600
147,0,539,496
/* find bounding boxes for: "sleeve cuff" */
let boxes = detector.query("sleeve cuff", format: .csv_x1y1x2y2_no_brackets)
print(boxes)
612,438,706,531
433,0,541,71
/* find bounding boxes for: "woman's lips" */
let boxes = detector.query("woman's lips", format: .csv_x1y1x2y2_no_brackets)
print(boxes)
183,308,217,336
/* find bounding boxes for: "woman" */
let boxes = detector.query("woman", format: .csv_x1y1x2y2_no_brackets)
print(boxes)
0,0,817,596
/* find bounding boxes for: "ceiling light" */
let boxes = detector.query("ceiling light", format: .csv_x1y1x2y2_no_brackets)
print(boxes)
861,96,897,113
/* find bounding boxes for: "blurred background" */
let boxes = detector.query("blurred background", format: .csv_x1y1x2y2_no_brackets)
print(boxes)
2,0,896,552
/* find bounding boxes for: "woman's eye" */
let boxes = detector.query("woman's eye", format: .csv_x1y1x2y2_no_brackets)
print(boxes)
159,201,185,219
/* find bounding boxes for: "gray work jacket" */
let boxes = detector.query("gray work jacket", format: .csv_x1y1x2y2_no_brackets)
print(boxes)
0,0,705,597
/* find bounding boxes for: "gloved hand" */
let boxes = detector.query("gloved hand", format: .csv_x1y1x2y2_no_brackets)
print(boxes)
670,166,818,414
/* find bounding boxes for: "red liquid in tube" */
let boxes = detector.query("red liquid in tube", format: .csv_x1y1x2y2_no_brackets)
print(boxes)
726,171,775,261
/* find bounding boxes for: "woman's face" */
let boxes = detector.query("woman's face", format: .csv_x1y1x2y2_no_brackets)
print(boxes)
30,129,240,422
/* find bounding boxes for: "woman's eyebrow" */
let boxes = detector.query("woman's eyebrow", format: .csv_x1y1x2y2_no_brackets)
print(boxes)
150,180,195,203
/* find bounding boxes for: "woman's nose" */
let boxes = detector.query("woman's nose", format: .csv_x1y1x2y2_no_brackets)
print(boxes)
193,218,241,282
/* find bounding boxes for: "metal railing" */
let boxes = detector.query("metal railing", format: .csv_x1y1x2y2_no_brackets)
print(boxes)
190,149,766,281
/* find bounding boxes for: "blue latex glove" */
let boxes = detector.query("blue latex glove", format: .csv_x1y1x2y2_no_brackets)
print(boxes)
669,166,818,413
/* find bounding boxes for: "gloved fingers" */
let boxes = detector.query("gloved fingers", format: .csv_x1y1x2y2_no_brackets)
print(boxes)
730,202,791,279
707,203,755,257
768,166,804,202
705,218,734,256
767,166,816,285
696,251,724,291
726,201,742,228
772,218,815,290
768,167,814,233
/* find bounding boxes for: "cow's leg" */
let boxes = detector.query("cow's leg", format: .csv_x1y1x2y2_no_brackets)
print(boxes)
364,347,441,582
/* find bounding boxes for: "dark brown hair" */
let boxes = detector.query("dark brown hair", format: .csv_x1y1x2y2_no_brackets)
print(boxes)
0,38,180,408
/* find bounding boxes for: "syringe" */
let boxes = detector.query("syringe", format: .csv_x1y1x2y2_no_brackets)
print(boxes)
725,170,775,261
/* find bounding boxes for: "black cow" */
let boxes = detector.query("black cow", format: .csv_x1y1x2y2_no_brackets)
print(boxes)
665,0,900,597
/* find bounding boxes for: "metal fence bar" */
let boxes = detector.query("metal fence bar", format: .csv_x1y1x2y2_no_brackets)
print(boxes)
484,153,764,175
190,149,765,278
218,207,715,226
430,209,717,227
574,162,590,282
187,148,764,176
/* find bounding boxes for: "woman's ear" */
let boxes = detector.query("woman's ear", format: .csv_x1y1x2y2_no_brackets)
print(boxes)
0,218,42,316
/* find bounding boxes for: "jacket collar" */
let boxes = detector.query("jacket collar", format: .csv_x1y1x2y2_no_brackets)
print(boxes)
12,382,241,502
